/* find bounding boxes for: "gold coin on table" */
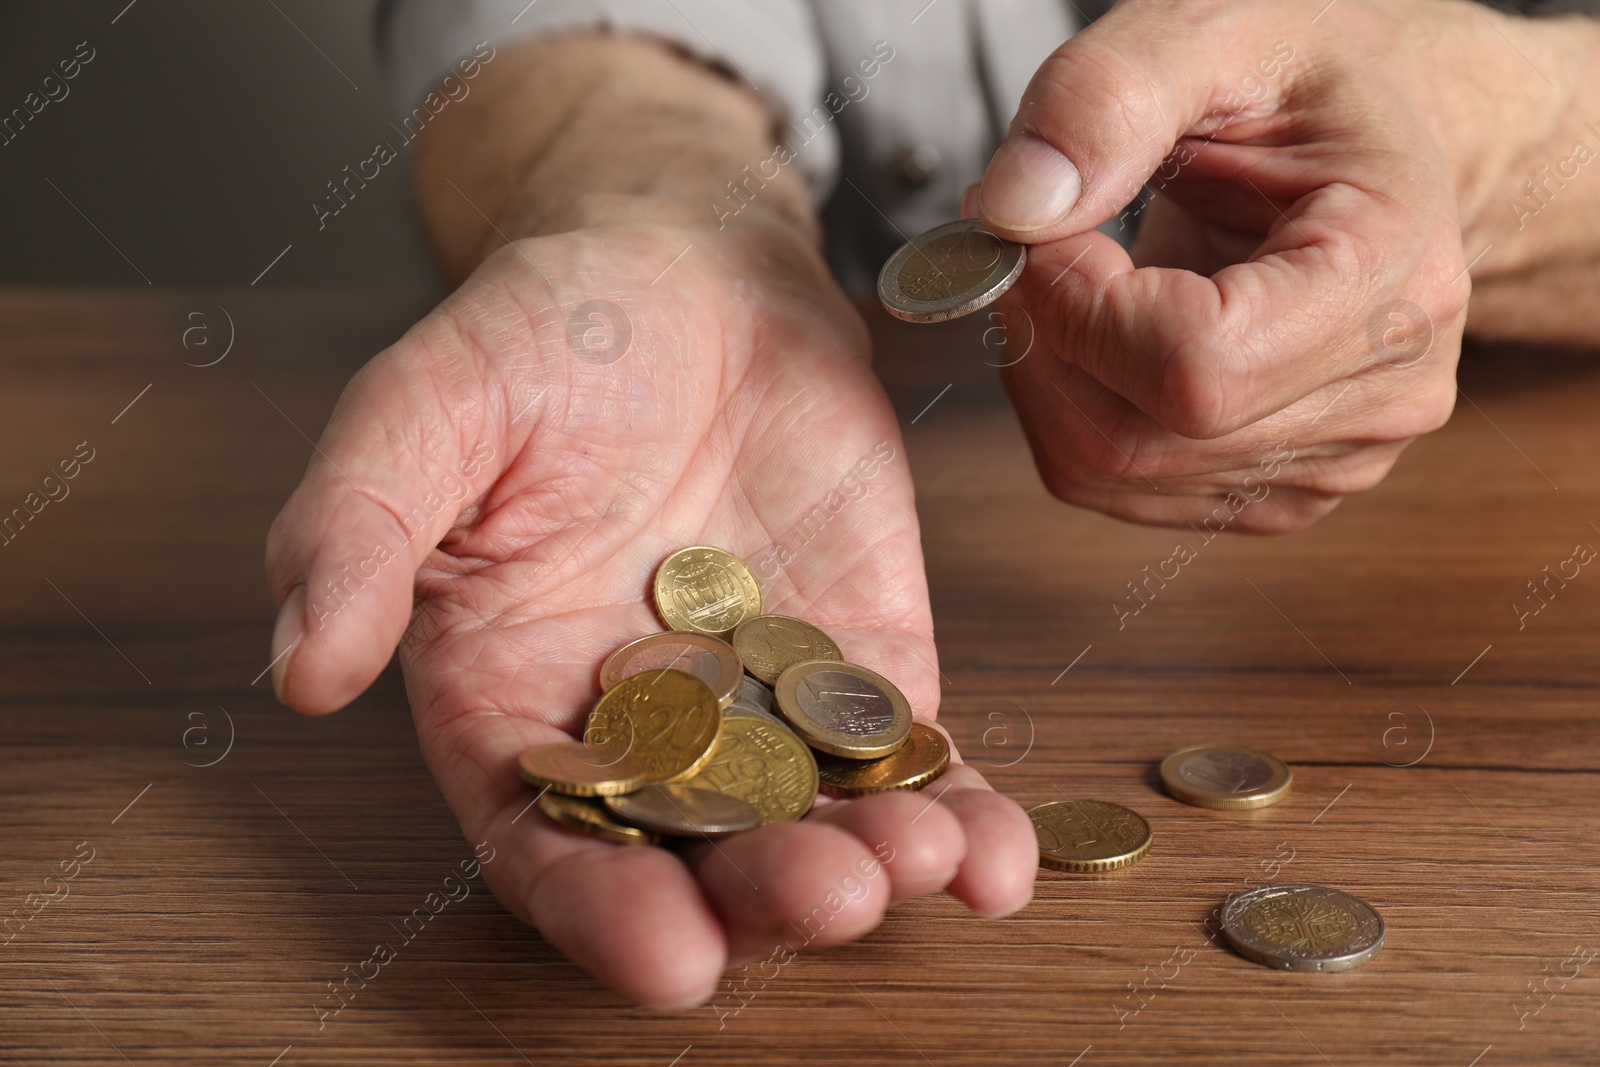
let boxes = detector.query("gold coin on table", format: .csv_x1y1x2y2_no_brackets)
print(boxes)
682,714,818,824
816,721,950,797
731,614,841,686
600,630,743,709
877,218,1027,323
603,782,762,837
584,668,721,782
537,791,657,846
1160,744,1292,810
653,546,763,637
773,660,913,760
1220,884,1385,972
516,741,651,797
1029,799,1152,873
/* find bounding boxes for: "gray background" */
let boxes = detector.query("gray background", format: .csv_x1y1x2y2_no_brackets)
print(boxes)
0,0,438,290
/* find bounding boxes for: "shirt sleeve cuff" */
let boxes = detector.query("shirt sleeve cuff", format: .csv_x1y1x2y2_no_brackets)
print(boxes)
374,0,838,198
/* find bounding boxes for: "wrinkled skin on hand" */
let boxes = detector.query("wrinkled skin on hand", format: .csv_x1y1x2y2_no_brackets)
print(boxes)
265,217,1038,1007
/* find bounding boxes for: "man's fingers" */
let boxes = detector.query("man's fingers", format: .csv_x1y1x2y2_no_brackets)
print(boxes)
805,787,968,905
686,821,891,964
977,4,1299,238
927,765,1037,918
434,703,729,1007
264,335,502,714
1012,174,1446,439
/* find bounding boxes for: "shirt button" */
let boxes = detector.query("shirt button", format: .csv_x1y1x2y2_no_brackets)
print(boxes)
890,144,942,190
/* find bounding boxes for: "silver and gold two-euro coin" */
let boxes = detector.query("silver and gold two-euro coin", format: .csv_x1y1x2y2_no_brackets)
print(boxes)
1220,884,1385,972
878,218,1026,323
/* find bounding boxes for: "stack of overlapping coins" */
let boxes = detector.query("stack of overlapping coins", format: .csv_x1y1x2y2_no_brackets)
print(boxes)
515,546,951,844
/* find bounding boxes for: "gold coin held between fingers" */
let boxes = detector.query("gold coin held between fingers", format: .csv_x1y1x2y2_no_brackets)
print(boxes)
877,218,1027,323
816,721,950,797
682,715,819,824
537,791,657,846
585,668,721,782
1220,884,1385,972
516,741,651,797
1029,799,1152,873
653,546,763,637
603,782,762,837
1159,744,1293,811
773,660,913,759
731,614,841,686
601,630,744,709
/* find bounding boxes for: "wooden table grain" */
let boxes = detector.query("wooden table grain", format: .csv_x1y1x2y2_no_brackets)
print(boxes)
2,288,1598,1066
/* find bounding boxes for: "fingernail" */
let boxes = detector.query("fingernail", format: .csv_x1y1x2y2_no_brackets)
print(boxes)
979,132,1081,233
270,584,306,704
960,180,981,218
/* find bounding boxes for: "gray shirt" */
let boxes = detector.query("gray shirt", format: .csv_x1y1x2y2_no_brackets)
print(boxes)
377,0,1110,286
376,0,1592,287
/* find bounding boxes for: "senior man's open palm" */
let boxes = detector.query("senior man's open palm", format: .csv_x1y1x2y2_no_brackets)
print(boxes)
263,216,1037,1007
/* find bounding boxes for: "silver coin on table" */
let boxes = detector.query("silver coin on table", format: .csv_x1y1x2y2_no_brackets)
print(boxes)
1160,744,1292,810
602,782,762,838
877,218,1026,323
1221,884,1385,972
726,675,783,726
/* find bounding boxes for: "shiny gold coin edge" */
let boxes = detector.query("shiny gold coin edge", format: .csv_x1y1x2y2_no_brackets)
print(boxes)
585,668,723,782
599,630,743,710
651,545,764,637
730,614,842,686
537,791,657,846
1029,799,1154,873
515,742,651,798
772,659,914,760
1158,744,1293,811
816,721,951,797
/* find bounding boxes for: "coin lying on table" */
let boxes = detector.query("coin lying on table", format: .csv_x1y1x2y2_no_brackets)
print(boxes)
816,721,950,797
601,630,743,710
653,546,764,637
732,614,841,686
585,668,721,782
877,218,1027,323
1029,799,1152,873
516,741,651,797
603,782,762,837
537,791,657,846
683,714,818,824
1160,744,1293,810
1221,884,1385,973
773,660,913,759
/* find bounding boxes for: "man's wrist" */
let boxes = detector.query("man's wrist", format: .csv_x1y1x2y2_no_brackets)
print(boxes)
414,32,817,281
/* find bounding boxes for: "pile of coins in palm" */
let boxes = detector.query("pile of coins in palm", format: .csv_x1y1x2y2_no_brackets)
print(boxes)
515,546,950,844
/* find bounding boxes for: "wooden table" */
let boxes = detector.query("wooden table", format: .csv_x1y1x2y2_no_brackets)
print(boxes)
2,288,1597,1066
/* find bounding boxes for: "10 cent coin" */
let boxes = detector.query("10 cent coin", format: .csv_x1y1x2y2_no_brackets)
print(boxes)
653,546,764,637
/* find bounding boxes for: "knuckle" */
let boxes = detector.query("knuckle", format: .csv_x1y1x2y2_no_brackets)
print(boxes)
1156,334,1241,439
